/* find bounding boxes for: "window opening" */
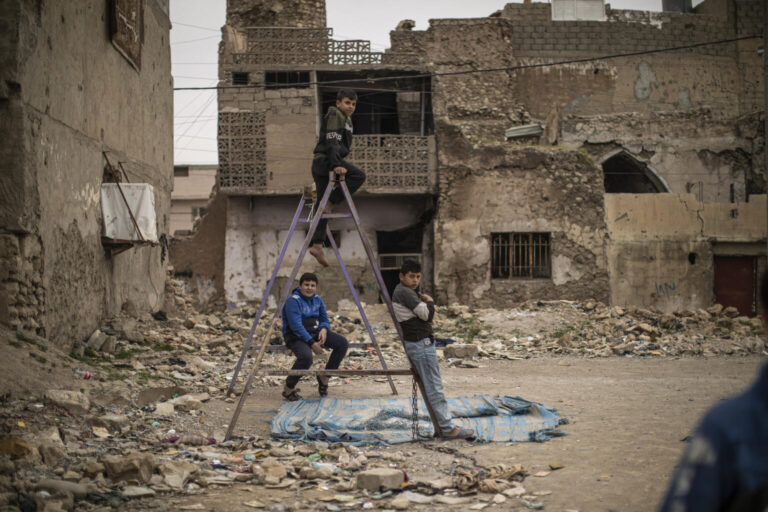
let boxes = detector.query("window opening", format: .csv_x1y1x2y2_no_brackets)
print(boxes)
232,72,249,85
265,71,310,89
191,206,207,222
491,233,551,279
603,152,667,193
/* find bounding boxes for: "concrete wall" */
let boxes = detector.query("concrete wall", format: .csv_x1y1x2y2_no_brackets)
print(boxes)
224,195,433,309
434,145,610,306
0,1,172,346
605,194,767,311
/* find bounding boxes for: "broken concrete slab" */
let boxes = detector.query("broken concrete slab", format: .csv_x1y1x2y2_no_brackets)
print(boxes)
102,452,154,483
35,479,88,499
44,390,90,415
159,460,198,489
443,344,479,359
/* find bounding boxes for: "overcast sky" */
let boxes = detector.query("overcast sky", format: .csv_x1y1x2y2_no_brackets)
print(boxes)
171,0,694,165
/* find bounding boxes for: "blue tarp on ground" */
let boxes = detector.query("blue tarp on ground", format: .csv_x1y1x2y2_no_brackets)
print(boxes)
270,395,568,444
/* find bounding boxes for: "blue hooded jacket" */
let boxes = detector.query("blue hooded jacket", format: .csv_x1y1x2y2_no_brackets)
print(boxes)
281,287,331,344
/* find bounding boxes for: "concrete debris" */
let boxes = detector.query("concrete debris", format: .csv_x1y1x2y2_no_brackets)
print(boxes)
102,453,155,483
0,275,761,511
43,390,90,415
356,468,404,491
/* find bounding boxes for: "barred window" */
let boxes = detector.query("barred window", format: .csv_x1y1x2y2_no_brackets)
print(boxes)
491,233,551,279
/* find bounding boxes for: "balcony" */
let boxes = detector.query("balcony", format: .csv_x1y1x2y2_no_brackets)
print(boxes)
217,113,436,195
228,27,420,67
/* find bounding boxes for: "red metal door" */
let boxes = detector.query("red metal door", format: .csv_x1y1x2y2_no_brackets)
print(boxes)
713,256,756,317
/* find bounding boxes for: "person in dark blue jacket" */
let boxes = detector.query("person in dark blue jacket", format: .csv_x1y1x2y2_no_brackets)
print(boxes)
281,272,348,401
659,272,768,512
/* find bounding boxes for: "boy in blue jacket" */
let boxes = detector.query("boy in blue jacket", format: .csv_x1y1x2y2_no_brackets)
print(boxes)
281,272,348,401
308,89,366,267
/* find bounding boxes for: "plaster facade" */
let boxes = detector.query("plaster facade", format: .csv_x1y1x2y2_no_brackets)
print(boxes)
0,1,173,346
606,194,767,312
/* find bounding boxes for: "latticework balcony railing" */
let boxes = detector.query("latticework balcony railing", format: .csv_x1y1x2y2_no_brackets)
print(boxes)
348,135,436,193
229,27,420,67
217,130,436,194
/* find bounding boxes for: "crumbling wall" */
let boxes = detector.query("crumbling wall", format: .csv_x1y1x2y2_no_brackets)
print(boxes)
605,194,767,311
434,144,609,307
421,2,764,202
0,1,173,346
226,0,326,29
170,193,227,308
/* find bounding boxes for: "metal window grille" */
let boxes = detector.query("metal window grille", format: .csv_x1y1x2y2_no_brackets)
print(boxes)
378,253,422,271
491,233,551,279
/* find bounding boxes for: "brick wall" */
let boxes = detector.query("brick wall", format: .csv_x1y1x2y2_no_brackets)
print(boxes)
502,7,733,57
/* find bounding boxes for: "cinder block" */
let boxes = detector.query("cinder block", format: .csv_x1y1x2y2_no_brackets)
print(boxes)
443,344,479,359
356,468,404,491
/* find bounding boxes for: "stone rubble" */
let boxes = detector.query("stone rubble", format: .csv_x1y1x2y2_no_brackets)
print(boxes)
0,276,763,510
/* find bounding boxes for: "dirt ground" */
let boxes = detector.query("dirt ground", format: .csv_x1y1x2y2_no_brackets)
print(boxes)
142,355,765,512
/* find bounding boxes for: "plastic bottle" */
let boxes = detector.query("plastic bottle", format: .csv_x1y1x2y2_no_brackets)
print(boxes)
74,369,92,380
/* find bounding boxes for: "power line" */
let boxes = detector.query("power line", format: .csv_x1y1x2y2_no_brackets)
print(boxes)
171,21,220,32
172,35,221,45
173,35,760,91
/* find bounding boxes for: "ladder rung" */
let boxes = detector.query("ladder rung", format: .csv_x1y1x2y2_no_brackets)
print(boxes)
259,369,414,376
299,213,352,222
254,343,375,352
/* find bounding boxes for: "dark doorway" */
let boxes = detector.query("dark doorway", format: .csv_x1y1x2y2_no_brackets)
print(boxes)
603,152,668,193
714,255,756,316
377,225,423,297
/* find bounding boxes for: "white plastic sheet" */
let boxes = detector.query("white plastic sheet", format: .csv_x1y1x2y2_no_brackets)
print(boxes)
101,183,158,242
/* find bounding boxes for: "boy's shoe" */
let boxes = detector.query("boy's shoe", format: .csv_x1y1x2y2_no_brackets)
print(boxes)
442,427,475,440
282,388,302,401
309,244,330,267
317,376,329,397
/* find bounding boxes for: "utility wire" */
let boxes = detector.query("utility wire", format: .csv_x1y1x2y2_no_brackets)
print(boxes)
173,35,761,91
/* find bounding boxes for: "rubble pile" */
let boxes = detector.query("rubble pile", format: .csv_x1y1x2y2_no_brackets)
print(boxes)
0,276,763,510
433,300,765,360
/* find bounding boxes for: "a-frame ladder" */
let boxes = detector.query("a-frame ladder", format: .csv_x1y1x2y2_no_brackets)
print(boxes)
224,173,441,441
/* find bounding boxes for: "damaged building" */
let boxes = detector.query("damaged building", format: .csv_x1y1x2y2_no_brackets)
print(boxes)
178,0,765,317
0,1,173,345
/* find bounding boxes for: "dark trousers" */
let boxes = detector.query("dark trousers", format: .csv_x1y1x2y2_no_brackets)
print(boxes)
285,330,349,389
311,157,366,245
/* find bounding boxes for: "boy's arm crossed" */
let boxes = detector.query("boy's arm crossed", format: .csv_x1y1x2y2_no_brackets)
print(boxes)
393,286,433,322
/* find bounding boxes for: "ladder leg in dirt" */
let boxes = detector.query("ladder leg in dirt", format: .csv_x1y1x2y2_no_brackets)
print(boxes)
325,224,397,395
226,192,310,397
225,182,336,441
